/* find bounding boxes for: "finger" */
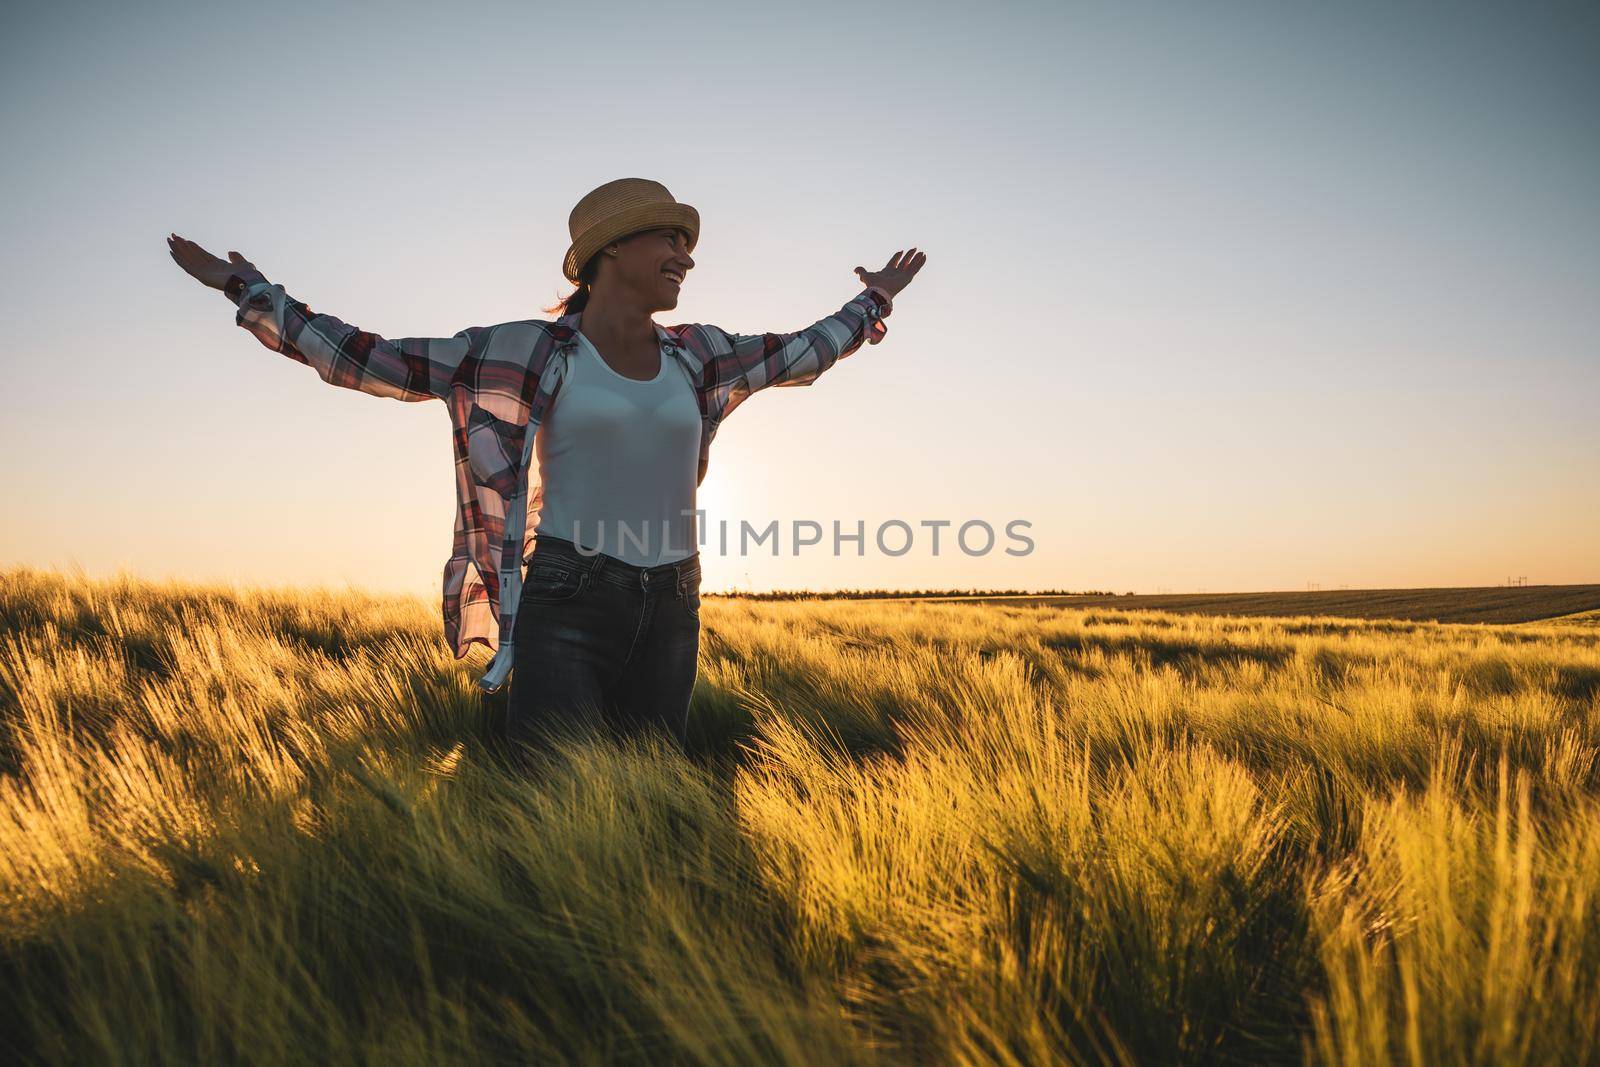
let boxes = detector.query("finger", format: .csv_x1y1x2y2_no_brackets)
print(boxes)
885,250,904,270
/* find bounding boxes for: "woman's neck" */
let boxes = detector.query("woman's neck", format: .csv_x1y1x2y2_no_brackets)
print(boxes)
576,288,657,354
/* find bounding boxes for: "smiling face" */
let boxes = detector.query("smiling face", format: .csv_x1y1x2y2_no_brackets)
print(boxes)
594,226,696,312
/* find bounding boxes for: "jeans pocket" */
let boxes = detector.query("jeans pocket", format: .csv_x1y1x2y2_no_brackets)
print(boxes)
521,559,588,605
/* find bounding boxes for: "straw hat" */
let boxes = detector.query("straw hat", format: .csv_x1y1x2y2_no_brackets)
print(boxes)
563,178,700,284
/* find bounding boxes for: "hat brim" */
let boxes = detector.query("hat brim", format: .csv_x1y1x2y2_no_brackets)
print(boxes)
563,202,700,283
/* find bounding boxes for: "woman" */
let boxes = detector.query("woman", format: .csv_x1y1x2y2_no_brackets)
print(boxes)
168,178,925,757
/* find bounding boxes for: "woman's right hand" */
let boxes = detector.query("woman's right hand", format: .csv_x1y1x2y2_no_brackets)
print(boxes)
168,232,255,291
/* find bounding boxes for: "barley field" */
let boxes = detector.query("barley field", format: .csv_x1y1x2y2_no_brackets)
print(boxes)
2,564,1598,1066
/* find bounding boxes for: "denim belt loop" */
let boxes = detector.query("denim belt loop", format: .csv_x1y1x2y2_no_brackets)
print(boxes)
673,552,699,597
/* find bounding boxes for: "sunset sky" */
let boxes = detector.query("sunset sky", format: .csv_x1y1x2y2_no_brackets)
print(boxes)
3,0,1596,598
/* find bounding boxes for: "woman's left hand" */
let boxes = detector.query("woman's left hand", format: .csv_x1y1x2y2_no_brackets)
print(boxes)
855,248,926,298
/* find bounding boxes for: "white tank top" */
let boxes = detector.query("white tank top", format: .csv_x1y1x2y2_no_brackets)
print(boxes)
532,331,702,566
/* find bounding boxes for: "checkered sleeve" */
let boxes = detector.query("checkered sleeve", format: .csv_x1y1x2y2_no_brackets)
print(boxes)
223,267,479,402
698,285,893,396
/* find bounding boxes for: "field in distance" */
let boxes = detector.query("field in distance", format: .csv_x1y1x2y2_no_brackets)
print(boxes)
722,583,1600,626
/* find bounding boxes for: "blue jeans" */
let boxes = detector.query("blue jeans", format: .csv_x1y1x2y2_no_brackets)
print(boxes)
504,534,701,754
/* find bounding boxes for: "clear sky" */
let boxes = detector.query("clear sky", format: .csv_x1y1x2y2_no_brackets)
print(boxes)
2,0,1596,598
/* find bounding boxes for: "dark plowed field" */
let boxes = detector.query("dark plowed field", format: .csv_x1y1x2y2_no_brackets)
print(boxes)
902,584,1600,625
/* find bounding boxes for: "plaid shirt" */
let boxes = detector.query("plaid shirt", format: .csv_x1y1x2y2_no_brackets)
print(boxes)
221,266,894,692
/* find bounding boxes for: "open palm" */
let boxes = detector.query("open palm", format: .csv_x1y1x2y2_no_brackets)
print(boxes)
855,248,926,298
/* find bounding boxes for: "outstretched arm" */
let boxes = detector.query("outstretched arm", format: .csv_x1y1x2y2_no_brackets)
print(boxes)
693,248,926,406
168,233,478,403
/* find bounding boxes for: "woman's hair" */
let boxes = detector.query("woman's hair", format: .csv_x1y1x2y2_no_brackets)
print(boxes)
543,251,602,316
